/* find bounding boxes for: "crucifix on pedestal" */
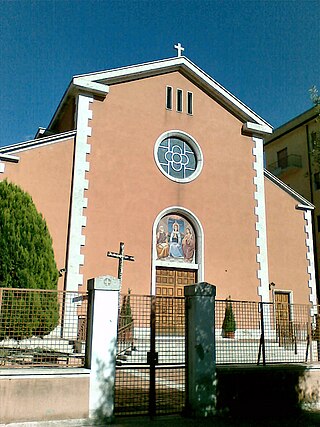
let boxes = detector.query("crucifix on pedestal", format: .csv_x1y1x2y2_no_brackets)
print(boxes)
106,242,135,283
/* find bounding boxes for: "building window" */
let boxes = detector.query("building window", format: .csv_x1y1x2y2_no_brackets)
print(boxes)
277,148,288,169
177,89,183,112
187,91,193,115
154,130,203,183
314,172,320,190
166,86,172,110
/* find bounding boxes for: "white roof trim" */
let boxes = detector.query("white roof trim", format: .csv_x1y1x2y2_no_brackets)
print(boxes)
243,122,273,137
0,130,76,154
264,169,314,208
0,153,20,163
74,56,186,80
73,77,109,96
296,204,314,211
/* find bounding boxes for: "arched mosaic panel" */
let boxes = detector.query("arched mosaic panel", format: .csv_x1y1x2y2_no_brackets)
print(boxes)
156,214,196,264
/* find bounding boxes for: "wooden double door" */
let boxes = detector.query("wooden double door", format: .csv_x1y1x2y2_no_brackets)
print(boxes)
155,267,197,331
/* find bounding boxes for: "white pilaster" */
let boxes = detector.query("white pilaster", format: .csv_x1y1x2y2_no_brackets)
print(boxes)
87,275,121,421
252,136,270,302
303,209,317,307
65,94,92,292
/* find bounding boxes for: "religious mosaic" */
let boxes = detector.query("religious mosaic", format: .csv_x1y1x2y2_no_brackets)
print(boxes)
156,214,196,263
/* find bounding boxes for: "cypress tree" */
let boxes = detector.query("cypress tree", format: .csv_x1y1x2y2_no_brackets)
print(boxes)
0,180,59,340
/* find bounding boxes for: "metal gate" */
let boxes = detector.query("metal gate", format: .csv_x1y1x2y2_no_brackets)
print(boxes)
114,294,186,416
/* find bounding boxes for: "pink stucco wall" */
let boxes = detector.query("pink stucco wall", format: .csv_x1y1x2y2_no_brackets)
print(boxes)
265,177,311,304
1,137,75,291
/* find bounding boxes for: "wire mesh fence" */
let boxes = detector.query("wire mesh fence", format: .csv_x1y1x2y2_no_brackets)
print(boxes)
215,299,319,365
2,285,317,372
0,287,88,368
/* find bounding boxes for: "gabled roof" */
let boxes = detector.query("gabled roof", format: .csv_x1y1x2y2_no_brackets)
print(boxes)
48,56,272,135
264,168,314,209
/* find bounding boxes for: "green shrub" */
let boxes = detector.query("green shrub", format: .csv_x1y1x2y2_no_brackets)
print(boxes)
222,298,236,335
0,180,59,340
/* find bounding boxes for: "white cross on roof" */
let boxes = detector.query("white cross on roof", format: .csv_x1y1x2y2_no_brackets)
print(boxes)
174,42,185,57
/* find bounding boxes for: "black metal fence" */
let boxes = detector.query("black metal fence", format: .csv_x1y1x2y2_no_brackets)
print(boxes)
114,294,185,416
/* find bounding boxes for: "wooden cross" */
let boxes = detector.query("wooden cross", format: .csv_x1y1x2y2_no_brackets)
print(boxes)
174,42,185,57
107,242,134,282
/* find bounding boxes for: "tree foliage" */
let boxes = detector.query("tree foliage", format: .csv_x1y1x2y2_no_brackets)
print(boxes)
309,85,320,107
0,180,59,339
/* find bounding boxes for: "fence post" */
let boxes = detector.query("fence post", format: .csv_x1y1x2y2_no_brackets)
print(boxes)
258,302,266,366
184,282,216,418
85,275,120,421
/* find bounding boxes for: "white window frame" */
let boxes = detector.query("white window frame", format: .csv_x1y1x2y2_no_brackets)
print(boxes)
154,130,203,183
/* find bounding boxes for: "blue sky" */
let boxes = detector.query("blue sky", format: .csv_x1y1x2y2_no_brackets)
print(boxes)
0,0,319,147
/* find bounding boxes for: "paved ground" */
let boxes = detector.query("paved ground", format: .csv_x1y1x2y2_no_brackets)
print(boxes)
106,412,320,427
3,411,320,427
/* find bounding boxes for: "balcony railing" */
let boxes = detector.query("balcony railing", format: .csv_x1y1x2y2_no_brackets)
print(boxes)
267,154,302,176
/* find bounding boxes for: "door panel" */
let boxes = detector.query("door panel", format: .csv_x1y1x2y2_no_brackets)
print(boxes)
156,267,196,331
275,291,292,346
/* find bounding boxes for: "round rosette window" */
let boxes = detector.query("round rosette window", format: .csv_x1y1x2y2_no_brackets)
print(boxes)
155,131,203,183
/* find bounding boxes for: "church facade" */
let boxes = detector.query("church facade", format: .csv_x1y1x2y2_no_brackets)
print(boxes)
0,54,317,306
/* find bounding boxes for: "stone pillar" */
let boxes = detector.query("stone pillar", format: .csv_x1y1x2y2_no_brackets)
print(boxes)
184,282,216,417
86,275,120,421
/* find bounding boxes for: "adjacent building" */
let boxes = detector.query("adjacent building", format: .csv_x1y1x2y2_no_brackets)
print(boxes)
264,106,320,297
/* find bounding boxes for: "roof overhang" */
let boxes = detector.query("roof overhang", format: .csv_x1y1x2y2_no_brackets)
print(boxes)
0,153,20,163
242,122,273,137
47,78,109,132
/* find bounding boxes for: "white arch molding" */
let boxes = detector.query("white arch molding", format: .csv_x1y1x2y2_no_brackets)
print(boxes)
151,206,204,295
